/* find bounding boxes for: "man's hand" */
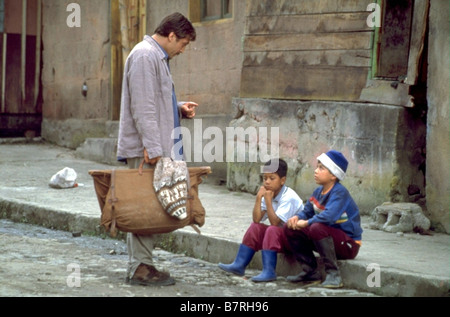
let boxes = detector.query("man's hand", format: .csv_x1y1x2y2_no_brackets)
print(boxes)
180,102,198,119
144,149,161,165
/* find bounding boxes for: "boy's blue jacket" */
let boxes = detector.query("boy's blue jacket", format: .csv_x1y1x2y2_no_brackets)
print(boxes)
295,182,363,241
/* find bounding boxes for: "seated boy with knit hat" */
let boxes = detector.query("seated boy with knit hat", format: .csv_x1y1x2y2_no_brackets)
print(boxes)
284,150,363,288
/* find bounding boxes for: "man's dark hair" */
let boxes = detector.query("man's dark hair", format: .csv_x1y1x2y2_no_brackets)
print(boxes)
154,12,196,41
263,158,288,178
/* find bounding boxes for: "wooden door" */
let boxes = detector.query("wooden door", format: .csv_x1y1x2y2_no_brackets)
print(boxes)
0,0,42,137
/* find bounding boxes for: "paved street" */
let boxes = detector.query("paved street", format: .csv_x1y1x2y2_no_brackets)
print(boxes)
1,142,449,299
0,219,377,299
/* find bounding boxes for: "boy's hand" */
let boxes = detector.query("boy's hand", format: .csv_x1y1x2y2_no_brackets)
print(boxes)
257,186,266,198
286,216,299,229
264,189,274,203
295,219,309,230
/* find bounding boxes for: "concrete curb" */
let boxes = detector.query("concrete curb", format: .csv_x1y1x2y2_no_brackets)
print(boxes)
0,197,101,234
1,196,448,297
162,229,450,297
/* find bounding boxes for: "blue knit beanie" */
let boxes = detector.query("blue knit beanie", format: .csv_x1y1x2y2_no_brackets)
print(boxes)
317,150,348,180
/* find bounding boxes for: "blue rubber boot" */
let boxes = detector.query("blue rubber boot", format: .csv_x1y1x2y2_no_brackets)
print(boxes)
251,250,277,282
218,244,255,276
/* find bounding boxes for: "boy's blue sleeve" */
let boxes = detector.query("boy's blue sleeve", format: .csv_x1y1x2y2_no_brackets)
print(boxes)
296,198,314,219
307,187,348,226
295,187,321,219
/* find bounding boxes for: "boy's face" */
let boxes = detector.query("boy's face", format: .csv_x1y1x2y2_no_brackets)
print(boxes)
262,173,286,194
314,161,336,185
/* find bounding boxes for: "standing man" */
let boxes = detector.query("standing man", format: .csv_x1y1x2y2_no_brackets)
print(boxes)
117,12,198,286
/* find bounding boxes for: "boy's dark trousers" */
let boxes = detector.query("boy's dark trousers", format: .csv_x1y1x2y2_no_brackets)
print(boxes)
284,223,360,285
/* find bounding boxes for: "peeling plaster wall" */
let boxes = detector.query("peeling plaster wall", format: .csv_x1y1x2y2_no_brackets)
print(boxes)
227,98,425,216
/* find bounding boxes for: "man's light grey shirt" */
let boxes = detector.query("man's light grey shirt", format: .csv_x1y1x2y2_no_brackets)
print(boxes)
117,35,178,160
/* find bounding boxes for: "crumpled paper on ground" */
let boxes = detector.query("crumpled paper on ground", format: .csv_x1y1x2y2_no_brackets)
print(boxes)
49,167,78,189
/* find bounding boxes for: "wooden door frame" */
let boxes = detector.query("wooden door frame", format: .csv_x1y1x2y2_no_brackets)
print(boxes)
110,0,146,121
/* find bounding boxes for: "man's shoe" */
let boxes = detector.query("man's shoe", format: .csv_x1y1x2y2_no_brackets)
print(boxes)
127,263,175,286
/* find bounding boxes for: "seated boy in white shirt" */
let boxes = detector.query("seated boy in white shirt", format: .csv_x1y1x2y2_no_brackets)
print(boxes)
218,158,304,282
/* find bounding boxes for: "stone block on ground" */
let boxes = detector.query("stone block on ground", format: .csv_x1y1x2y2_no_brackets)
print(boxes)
369,202,431,233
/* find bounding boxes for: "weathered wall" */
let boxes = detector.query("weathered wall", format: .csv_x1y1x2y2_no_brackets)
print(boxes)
425,0,450,233
240,0,373,101
227,98,425,216
37,1,449,233
41,1,245,178
41,0,111,148
146,0,246,180
226,0,415,215
225,0,446,233
146,0,245,117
